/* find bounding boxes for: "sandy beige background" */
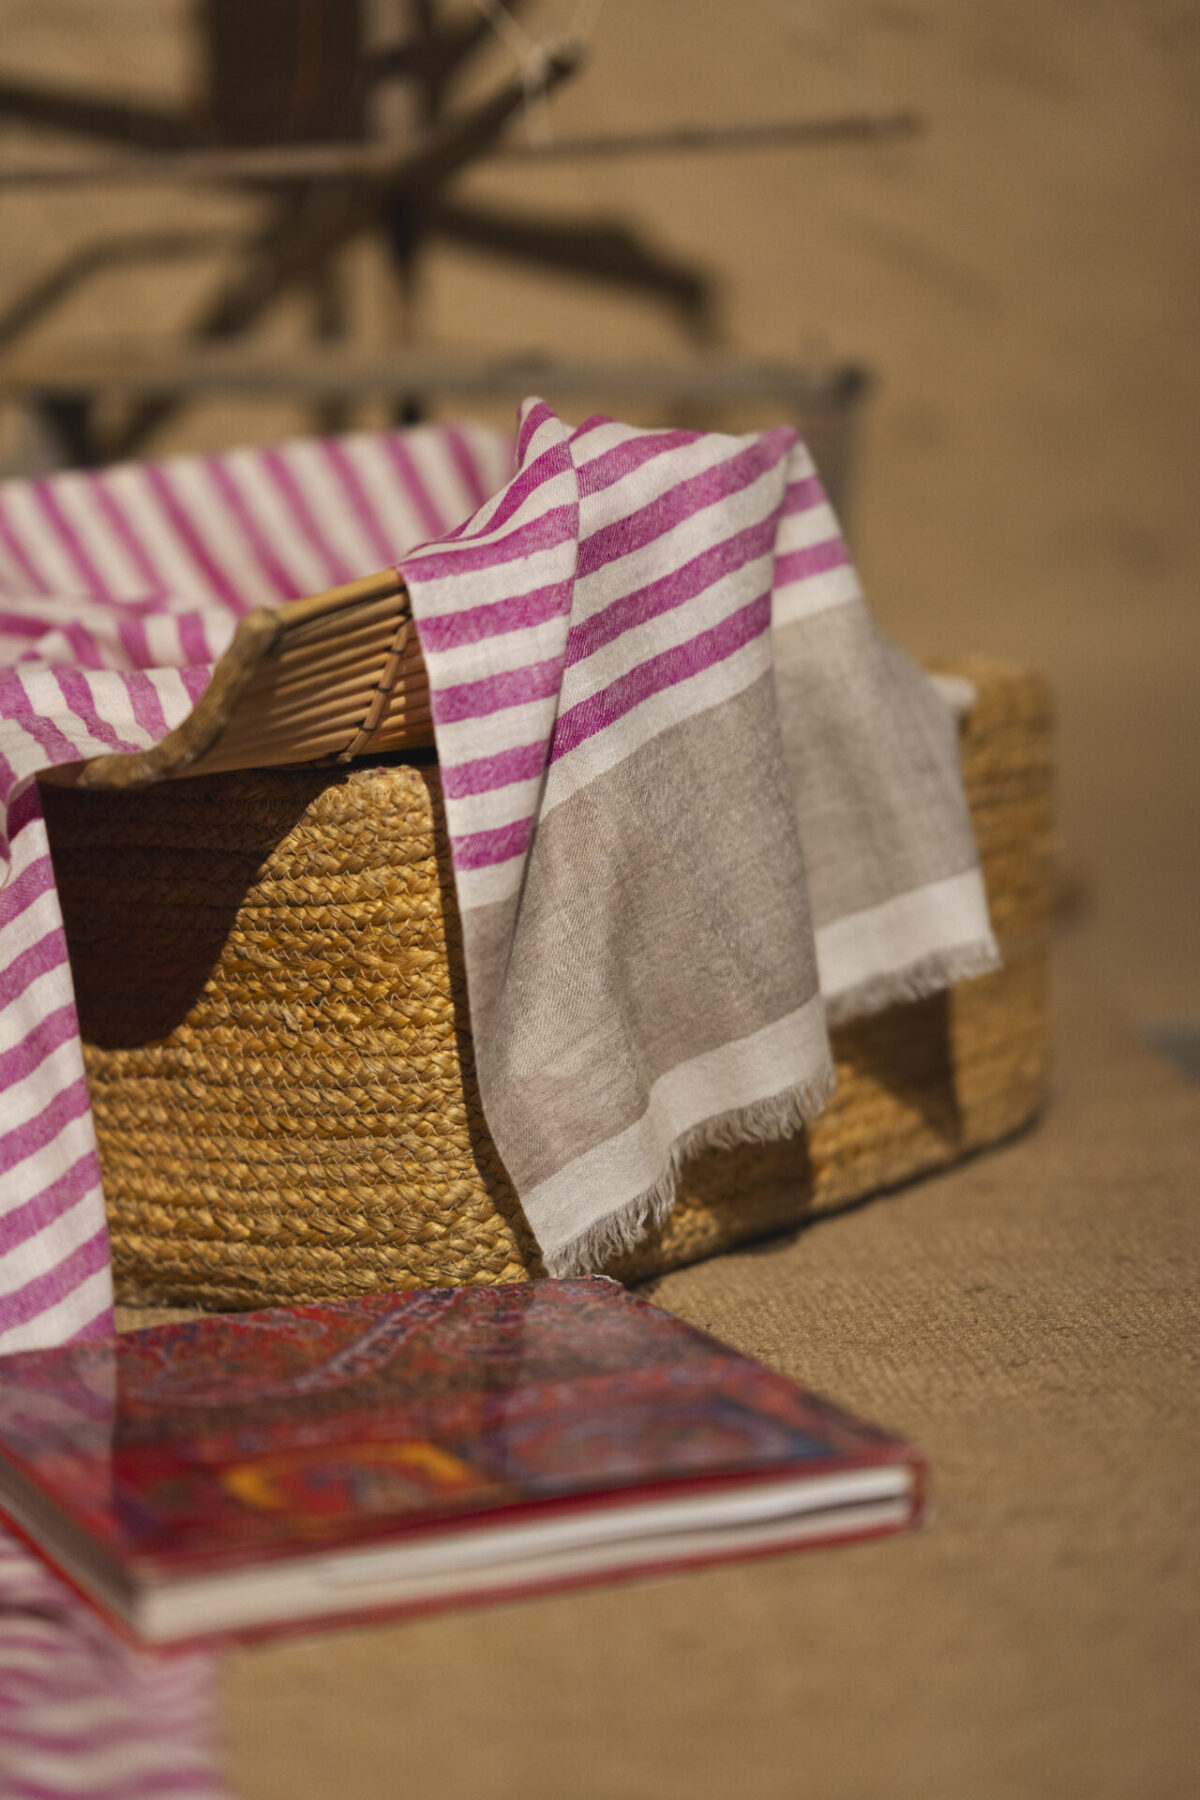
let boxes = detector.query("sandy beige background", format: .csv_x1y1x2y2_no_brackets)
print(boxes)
3,7,1198,1796
1,0,1196,1017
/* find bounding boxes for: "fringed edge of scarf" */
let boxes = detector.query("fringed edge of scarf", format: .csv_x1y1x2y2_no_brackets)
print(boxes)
823,936,1002,1032
544,1065,837,1279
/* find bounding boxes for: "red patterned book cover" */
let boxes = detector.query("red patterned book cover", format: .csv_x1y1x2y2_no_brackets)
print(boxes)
0,1278,926,1645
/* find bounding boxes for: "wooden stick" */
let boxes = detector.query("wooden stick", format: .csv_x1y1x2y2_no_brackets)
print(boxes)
0,110,920,189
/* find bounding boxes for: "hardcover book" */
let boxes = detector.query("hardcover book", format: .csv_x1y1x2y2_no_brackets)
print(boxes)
0,1278,926,1646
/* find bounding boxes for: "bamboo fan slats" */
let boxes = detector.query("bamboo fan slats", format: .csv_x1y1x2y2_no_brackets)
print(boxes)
40,570,435,791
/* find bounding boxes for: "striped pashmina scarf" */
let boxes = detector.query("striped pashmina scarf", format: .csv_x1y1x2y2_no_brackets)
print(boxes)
402,401,998,1275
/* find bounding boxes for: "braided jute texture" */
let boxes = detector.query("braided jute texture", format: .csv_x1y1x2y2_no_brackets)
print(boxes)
41,657,1053,1310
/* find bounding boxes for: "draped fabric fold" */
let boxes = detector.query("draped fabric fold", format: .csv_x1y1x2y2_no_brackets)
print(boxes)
402,402,998,1275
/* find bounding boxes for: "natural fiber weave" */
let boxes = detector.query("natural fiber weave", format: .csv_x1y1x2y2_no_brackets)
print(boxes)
40,656,1052,1310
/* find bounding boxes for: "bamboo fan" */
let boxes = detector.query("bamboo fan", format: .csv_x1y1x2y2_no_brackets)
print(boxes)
39,570,433,791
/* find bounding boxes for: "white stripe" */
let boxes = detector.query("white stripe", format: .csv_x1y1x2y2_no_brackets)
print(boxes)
11,667,123,763
388,429,470,536
774,497,842,555
0,963,75,1060
574,428,763,535
0,1265,111,1355
453,856,526,912
542,629,773,818
99,467,211,603
402,426,492,532
1,1696,150,1735
0,1736,212,1789
0,1106,99,1210
816,867,997,998
525,996,830,1262
571,457,784,624
1,1037,84,1137
429,693,558,768
1,883,66,984
0,487,84,593
337,436,429,561
281,440,381,577
444,774,543,840
772,560,862,626
166,460,275,610
422,605,569,687
784,439,819,484
38,477,130,599
408,464,577,569
0,1186,101,1303
220,450,331,593
146,663,208,722
565,550,775,703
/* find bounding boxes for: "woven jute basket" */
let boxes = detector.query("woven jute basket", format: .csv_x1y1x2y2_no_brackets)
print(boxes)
40,655,1052,1311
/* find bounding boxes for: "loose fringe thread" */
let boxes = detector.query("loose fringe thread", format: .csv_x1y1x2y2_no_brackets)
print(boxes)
544,1065,836,1278
824,936,1002,1032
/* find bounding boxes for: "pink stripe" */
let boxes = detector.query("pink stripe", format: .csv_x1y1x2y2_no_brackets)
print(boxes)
259,448,353,586
782,473,825,515
0,1149,100,1256
177,611,215,665
0,853,55,928
142,468,247,614
42,619,106,670
432,655,562,726
4,777,42,840
0,1225,109,1330
577,430,792,582
444,425,491,510
117,613,154,668
0,1003,78,1089
569,412,614,441
448,439,572,543
403,502,577,581
179,664,211,704
381,435,448,541
52,668,141,755
203,457,303,600
0,927,69,997
0,613,51,640
773,538,851,585
441,739,546,800
322,440,396,567
451,813,534,871
552,591,771,763
565,515,776,669
574,427,703,499
414,578,572,654
72,1301,116,1339
0,503,48,593
85,473,161,590
0,1074,93,1177
517,399,556,461
0,673,84,765
29,482,110,597
120,667,171,742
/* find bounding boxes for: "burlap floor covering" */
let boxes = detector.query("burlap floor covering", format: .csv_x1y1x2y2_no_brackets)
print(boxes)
118,949,1195,1800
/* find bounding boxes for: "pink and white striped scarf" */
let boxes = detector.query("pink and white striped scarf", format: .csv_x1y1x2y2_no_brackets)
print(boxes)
0,421,513,1797
0,422,513,1353
400,401,998,1273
